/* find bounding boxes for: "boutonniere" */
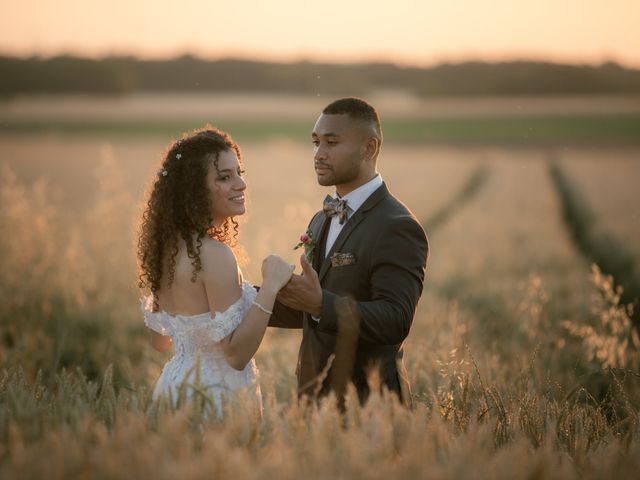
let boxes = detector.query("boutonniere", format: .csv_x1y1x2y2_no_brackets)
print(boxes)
294,228,317,263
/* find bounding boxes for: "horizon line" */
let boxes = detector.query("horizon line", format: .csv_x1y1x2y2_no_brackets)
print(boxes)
2,50,639,70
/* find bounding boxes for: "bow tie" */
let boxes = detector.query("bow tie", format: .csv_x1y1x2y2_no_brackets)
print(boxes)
323,195,349,224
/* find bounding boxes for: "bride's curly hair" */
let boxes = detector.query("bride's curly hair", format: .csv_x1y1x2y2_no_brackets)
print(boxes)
137,126,243,303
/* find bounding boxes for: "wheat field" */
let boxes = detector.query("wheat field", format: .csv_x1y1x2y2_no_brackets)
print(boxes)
1,93,640,478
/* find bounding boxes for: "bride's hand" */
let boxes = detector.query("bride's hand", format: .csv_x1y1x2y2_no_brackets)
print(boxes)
261,254,295,291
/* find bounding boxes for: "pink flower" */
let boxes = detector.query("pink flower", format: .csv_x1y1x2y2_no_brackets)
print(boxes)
294,229,316,262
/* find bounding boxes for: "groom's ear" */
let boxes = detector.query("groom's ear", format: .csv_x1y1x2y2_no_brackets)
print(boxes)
363,137,380,162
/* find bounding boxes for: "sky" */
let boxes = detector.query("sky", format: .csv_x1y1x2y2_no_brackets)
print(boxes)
2,0,639,67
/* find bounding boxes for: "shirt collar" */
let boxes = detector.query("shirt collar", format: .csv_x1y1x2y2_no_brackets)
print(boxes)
335,174,383,215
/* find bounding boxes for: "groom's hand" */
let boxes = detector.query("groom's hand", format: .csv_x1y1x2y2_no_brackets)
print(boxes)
277,254,322,316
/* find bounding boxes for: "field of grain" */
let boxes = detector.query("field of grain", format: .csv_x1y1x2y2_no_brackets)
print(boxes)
560,149,640,256
1,93,639,478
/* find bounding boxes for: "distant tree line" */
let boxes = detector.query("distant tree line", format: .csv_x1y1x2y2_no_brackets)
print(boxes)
1,55,639,97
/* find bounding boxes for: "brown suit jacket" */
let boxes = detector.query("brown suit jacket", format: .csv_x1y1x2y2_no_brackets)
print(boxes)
269,182,428,406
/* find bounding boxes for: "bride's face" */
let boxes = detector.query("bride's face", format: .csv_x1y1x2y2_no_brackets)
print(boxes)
206,149,246,226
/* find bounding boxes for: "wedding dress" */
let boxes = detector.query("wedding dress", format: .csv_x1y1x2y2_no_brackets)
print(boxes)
141,281,262,418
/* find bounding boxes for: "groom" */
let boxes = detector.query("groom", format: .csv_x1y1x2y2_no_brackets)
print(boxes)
269,97,428,406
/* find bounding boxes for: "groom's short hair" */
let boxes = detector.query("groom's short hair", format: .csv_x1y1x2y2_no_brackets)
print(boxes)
323,97,382,143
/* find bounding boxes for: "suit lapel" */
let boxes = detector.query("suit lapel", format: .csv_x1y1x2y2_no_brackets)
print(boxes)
309,212,329,273
318,183,390,283
318,212,362,282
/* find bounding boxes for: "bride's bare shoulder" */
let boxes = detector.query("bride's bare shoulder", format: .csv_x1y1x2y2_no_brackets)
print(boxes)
199,238,238,279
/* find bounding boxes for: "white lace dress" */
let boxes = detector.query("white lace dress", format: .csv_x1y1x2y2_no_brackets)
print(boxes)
141,282,262,418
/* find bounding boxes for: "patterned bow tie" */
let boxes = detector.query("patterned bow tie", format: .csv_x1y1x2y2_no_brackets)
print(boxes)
323,195,349,224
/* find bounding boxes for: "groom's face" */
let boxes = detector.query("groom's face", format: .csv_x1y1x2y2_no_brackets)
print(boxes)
312,114,368,189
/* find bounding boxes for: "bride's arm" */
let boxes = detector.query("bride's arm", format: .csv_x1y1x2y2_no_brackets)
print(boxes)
201,241,292,371
150,332,172,353
141,295,174,352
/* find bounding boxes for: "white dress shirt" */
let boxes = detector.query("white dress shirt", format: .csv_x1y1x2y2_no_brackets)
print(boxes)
311,174,383,323
324,174,383,257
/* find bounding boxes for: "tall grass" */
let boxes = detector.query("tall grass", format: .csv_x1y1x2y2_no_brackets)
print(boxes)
549,160,640,330
1,321,639,479
2,149,640,478
0,155,145,384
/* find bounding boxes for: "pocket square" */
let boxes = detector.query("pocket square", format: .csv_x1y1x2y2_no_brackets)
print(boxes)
330,252,356,267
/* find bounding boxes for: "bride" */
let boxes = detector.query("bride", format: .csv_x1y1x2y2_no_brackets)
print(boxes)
137,126,293,417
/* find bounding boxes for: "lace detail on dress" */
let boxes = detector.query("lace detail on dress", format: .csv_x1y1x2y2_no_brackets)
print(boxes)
140,280,262,418
140,282,258,342
140,295,174,336
207,283,257,341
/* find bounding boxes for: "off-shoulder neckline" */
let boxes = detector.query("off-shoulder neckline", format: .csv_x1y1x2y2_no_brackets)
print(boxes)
142,282,254,320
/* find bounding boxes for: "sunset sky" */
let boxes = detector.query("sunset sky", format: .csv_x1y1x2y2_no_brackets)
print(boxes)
2,0,639,67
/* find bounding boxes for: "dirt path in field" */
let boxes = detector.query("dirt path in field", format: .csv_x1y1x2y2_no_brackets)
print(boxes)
549,160,640,329
422,166,490,232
